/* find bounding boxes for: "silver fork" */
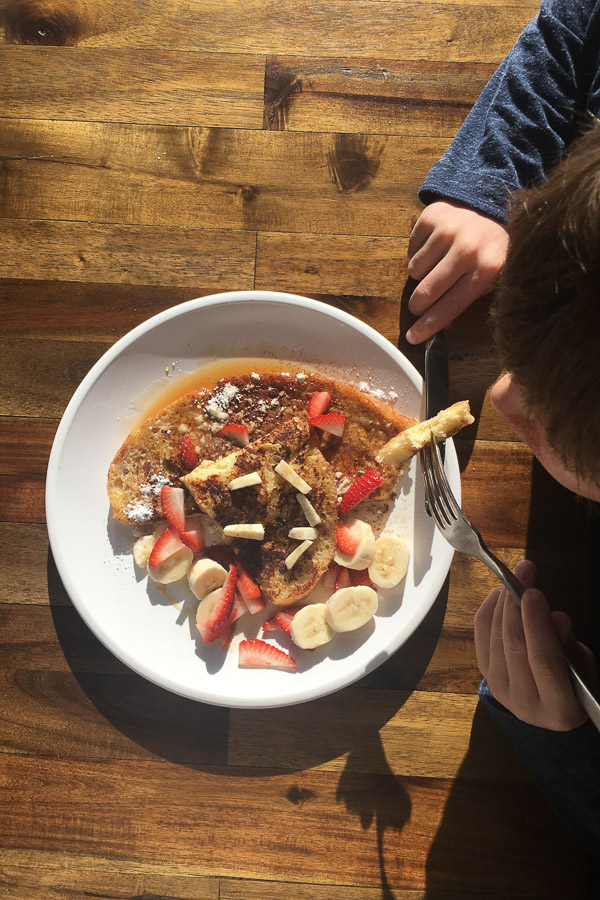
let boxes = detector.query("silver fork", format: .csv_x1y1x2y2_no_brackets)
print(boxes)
421,437,600,731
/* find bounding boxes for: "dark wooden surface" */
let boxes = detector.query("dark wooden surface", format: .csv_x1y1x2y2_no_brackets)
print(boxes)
1,0,596,897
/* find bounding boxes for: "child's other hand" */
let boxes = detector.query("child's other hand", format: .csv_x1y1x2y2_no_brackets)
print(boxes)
474,559,592,731
405,200,508,344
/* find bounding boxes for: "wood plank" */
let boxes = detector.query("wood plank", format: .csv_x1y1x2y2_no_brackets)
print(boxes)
0,219,257,285
0,48,266,127
0,473,46,523
0,121,440,235
0,669,229,764
227,687,531,781
0,1,538,61
0,280,216,341
1,338,110,418
0,754,588,895
264,57,497,135
0,524,57,603
0,866,219,900
0,416,56,474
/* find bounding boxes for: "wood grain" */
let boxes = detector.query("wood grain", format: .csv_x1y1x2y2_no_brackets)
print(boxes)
1,1,539,60
0,755,588,894
0,47,266,127
264,57,497,135
0,219,257,285
0,121,440,235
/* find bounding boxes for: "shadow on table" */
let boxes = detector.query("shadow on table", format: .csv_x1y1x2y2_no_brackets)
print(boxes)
47,550,449,895
422,457,598,899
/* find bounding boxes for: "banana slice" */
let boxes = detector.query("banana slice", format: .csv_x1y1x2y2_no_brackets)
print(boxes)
296,492,321,526
325,585,378,632
147,546,194,584
333,517,376,570
229,471,262,490
288,526,319,540
223,524,265,540
187,558,228,600
274,459,311,494
133,534,156,568
368,533,410,589
289,603,334,649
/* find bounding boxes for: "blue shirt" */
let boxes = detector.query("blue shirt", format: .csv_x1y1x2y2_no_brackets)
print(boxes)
420,0,600,222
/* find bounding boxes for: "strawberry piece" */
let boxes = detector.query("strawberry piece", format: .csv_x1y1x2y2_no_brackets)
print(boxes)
238,639,297,671
350,568,376,590
148,528,185,569
262,616,280,632
308,391,331,418
160,485,186,532
203,565,237,637
335,567,352,591
179,526,205,553
275,606,300,635
339,469,382,516
322,563,341,590
218,424,249,447
179,433,198,469
236,562,265,614
336,521,359,556
308,412,346,438
221,591,247,647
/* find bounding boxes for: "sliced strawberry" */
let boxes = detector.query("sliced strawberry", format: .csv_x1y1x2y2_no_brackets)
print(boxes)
203,565,237,637
275,606,301,635
221,591,247,647
350,568,376,590
148,528,185,569
179,433,198,469
218,424,249,447
322,563,341,590
236,562,265,614
261,616,280,632
336,521,359,556
179,525,205,553
308,412,346,438
238,639,297,671
221,623,236,650
308,391,331,418
335,567,352,591
160,485,186,532
339,469,383,515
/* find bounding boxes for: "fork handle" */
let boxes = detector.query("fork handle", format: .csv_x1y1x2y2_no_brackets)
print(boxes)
479,545,600,732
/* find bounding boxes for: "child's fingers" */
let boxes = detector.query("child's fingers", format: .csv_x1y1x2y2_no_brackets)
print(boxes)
521,590,573,700
474,585,502,675
501,590,540,707
486,590,510,695
512,558,536,588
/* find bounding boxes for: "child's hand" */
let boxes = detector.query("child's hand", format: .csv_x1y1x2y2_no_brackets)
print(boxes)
406,200,508,344
474,560,591,731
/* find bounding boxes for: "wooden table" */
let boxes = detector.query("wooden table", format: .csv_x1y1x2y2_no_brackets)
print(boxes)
1,0,597,896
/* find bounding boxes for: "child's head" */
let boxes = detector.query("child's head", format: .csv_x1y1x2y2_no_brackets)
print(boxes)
490,120,600,501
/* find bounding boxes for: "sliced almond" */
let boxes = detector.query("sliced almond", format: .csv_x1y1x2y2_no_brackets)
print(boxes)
229,471,262,490
285,539,313,569
223,524,265,540
274,459,311,494
288,526,319,541
296,492,321,526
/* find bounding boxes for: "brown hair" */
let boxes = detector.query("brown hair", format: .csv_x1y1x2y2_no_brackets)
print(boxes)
491,121,600,483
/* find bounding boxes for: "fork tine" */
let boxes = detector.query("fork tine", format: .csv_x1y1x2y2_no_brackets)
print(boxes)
429,438,462,520
421,444,453,529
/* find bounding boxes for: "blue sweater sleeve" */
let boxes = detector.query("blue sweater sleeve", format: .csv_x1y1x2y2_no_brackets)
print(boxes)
419,0,600,221
479,679,600,858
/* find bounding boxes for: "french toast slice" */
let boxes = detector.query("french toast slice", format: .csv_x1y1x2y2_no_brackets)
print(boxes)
108,371,416,526
182,417,338,606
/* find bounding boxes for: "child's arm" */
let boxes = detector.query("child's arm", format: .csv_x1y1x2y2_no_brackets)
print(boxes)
406,0,599,342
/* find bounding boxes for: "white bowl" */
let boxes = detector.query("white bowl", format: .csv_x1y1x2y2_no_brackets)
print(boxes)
46,290,457,708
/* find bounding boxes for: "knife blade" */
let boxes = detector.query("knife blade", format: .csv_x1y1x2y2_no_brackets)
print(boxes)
424,331,449,419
